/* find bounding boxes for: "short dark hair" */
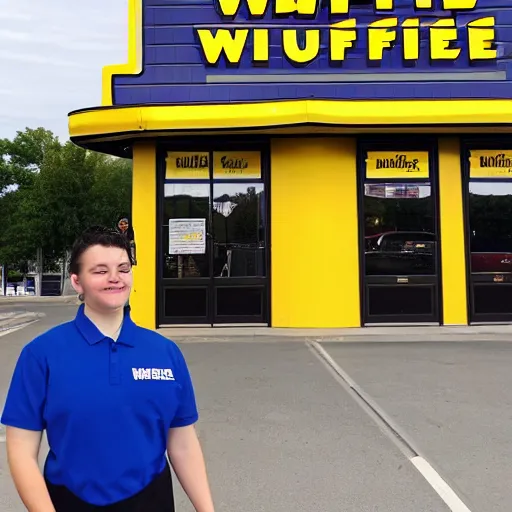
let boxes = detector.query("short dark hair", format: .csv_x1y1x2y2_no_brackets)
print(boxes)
69,226,134,276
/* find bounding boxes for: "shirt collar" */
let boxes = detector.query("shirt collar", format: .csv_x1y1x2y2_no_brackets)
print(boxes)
74,304,137,347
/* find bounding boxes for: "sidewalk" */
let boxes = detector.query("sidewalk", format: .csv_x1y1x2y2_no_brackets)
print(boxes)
158,323,512,342
0,295,79,305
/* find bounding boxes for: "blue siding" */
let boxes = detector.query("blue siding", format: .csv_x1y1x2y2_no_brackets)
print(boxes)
112,0,512,104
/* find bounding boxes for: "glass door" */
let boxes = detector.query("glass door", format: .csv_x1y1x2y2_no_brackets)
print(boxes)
159,148,269,326
161,182,211,324
360,147,440,324
467,181,512,322
212,183,267,323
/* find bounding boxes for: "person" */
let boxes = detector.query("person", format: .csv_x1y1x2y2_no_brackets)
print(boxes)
116,215,137,265
1,226,215,512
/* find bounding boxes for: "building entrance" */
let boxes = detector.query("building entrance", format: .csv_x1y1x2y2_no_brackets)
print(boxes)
359,143,441,324
158,147,269,326
465,146,512,323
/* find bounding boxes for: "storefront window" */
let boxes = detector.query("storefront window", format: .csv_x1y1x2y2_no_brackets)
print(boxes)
162,183,210,279
469,182,512,274
212,183,266,278
160,148,269,325
363,183,436,276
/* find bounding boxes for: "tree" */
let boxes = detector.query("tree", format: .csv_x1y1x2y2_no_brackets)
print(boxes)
0,127,60,194
0,128,132,268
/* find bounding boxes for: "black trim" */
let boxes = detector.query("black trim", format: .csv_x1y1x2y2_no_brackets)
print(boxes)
155,139,271,327
71,127,512,161
357,135,442,325
461,136,512,324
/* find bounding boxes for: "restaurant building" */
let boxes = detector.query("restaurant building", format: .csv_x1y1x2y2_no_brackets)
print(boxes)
68,0,512,330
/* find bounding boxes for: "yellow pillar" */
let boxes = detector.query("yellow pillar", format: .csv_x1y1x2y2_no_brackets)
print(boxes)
131,142,157,329
438,137,468,325
270,137,360,328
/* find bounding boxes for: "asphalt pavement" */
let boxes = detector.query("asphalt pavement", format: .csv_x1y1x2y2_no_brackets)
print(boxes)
0,303,510,511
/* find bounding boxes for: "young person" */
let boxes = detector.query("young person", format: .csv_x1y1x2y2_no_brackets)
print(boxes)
1,227,215,512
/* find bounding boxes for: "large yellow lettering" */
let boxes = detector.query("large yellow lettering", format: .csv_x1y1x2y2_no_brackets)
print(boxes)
402,18,419,61
375,0,393,9
430,19,461,60
415,0,432,7
368,18,398,61
468,17,497,60
330,19,357,62
329,0,349,15
274,0,317,17
197,29,248,65
253,29,269,63
443,0,477,8
215,0,268,17
283,29,320,65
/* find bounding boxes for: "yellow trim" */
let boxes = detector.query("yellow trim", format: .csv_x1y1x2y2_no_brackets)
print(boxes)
130,142,157,330
438,137,468,325
70,100,512,139
101,0,142,106
271,137,360,328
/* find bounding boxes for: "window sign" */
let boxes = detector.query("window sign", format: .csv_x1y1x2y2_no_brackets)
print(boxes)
366,151,429,179
469,150,512,178
166,152,209,180
169,219,206,255
213,151,262,179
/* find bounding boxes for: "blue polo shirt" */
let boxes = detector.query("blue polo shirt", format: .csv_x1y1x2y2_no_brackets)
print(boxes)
1,305,198,506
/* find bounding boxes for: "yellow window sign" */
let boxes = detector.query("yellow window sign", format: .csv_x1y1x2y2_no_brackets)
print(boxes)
166,152,209,179
366,152,429,179
469,150,512,178
213,151,261,179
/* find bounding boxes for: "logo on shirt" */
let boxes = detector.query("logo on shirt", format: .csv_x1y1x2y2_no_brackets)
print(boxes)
132,368,175,381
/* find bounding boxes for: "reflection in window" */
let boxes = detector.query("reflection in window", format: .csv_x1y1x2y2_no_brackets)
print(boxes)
363,183,436,275
469,182,512,274
212,183,266,277
163,183,210,279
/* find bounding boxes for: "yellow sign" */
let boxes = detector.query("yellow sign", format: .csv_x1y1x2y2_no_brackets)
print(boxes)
469,150,512,178
366,152,429,179
166,152,209,179
197,0,495,67
213,151,261,179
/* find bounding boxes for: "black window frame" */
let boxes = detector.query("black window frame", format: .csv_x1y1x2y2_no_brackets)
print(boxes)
155,137,271,327
461,136,512,324
357,135,443,325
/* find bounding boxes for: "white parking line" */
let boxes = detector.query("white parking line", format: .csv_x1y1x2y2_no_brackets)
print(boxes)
0,320,39,338
307,340,473,512
411,456,471,512
0,325,24,337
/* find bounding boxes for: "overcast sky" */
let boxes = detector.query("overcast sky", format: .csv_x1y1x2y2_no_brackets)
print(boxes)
0,0,127,142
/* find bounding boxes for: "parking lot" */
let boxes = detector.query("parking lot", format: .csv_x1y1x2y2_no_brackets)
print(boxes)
1,304,511,511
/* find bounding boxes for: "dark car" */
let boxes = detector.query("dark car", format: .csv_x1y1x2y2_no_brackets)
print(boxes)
365,231,436,275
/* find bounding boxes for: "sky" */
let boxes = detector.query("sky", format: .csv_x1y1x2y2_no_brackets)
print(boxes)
0,0,128,142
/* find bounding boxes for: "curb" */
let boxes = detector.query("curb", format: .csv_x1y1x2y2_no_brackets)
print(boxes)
165,334,512,343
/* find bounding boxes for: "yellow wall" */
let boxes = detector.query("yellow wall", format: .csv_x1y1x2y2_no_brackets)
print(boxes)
131,142,157,329
271,138,360,328
438,137,468,325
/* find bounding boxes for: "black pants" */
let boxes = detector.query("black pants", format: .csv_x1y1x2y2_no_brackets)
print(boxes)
45,464,175,511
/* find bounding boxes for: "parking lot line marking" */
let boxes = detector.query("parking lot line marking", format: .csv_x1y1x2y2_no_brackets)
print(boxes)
0,325,24,337
411,456,471,512
307,341,473,512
